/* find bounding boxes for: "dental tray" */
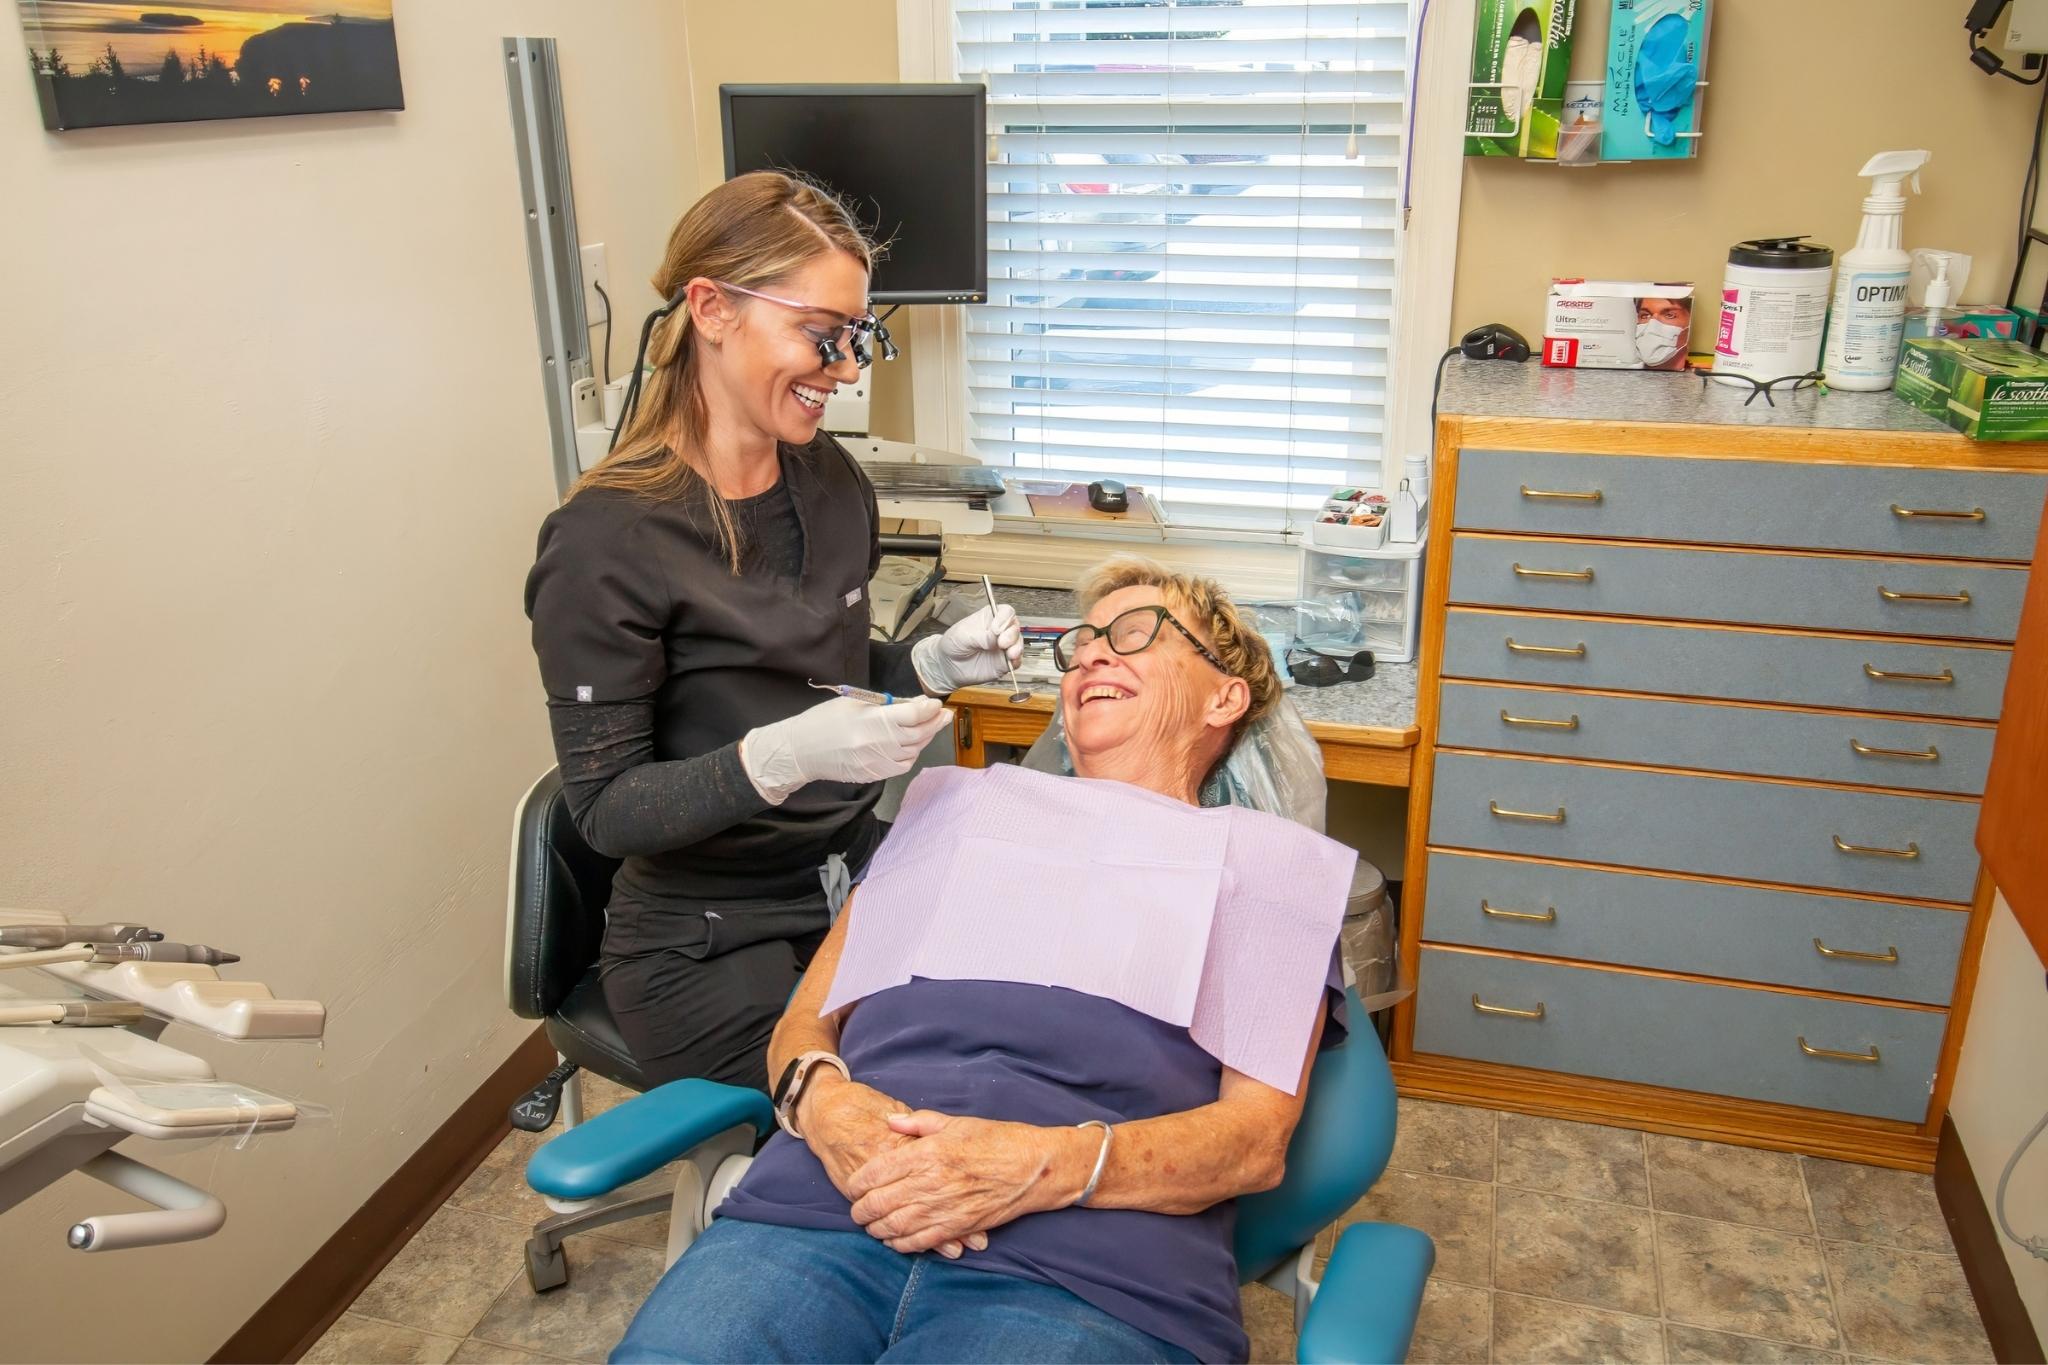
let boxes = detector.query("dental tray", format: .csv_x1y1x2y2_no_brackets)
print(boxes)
86,1080,299,1140
36,960,326,1040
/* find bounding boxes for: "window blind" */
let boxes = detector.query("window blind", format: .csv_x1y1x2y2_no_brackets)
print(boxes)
953,0,1412,531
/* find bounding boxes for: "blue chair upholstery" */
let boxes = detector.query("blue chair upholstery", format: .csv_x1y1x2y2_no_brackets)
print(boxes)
526,986,1432,1361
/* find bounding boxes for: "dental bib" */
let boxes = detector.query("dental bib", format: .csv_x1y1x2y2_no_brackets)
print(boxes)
820,764,1354,1093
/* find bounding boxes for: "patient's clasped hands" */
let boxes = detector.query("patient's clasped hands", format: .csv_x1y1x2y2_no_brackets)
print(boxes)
798,1071,1092,1259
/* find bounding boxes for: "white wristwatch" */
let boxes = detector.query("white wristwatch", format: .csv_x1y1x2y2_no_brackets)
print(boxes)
772,1050,851,1139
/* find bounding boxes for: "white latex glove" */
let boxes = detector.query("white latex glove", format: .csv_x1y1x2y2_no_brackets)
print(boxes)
740,695,952,806
911,604,1025,695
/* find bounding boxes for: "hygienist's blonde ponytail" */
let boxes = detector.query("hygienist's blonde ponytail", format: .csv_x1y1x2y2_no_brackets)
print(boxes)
570,171,877,571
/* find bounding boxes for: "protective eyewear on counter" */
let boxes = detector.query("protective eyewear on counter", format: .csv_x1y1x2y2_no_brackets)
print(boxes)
1054,606,1231,674
715,281,897,369
1700,369,1824,407
1287,648,1375,687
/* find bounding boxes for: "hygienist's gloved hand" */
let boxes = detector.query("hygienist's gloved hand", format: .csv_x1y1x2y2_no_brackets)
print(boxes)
911,603,1024,695
740,696,951,805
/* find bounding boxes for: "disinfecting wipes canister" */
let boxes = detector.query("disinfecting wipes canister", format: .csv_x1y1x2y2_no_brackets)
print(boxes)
1713,237,1834,385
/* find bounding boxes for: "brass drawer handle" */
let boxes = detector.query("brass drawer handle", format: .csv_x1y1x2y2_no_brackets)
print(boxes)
1521,485,1603,503
1505,637,1587,657
1863,662,1954,685
1814,937,1900,963
1513,563,1596,581
1849,737,1940,762
1473,994,1546,1020
1491,801,1566,823
1482,900,1557,923
1798,1036,1881,1064
1501,710,1579,730
1878,585,1972,605
1891,504,1984,521
1833,834,1920,859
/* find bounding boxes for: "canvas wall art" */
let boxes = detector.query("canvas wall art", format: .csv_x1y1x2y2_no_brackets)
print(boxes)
21,2,402,131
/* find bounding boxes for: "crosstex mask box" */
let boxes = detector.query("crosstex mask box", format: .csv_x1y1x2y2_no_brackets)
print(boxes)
1542,279,1695,369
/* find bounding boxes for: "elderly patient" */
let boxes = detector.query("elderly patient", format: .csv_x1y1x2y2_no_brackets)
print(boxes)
610,558,1354,1365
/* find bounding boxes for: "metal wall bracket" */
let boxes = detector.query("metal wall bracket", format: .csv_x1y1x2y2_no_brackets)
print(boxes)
504,37,592,499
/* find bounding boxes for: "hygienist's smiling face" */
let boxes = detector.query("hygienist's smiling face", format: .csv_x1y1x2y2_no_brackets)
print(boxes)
706,250,868,449
1060,585,1247,799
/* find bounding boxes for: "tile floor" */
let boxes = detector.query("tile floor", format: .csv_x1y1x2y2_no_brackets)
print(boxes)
308,1085,1994,1364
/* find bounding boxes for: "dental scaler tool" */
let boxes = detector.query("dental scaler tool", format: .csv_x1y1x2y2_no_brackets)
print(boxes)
809,680,897,706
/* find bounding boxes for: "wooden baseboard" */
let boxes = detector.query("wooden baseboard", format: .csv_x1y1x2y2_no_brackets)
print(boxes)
1394,1053,1938,1172
212,1026,556,1365
1936,1115,2046,1365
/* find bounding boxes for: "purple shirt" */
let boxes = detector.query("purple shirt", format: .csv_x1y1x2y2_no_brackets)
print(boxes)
718,975,1345,1363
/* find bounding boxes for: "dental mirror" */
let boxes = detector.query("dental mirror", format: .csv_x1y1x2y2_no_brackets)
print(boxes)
981,574,1032,704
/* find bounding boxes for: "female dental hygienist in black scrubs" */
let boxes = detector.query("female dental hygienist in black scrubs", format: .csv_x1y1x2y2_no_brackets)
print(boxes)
524,172,1020,1093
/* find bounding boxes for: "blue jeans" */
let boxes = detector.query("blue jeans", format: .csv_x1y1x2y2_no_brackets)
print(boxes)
610,1217,1200,1364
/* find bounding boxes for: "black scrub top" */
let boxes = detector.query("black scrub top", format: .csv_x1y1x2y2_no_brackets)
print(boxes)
524,432,911,945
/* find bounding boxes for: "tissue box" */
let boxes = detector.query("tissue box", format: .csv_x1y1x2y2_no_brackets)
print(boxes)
1542,279,1695,369
1896,339,2048,442
1465,0,1578,158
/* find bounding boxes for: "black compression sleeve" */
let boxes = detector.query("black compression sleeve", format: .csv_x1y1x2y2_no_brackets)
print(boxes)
869,638,926,698
546,699,770,860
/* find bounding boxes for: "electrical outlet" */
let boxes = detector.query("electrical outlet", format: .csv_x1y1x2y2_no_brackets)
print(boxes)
580,243,610,325
2008,0,2048,53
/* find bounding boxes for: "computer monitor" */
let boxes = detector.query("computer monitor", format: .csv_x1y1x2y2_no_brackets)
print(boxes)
720,83,987,306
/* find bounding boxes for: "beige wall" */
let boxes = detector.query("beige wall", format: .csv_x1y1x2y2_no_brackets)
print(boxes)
1450,1,2041,345
0,6,696,1360
682,0,918,442
1950,893,2048,1340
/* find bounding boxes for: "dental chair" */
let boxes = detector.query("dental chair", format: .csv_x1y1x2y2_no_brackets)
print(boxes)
515,698,1436,1363
504,767,668,1292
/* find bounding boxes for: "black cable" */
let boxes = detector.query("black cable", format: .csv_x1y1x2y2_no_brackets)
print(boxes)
592,280,613,389
876,304,902,325
1427,345,1460,436
610,289,688,454
2013,77,2048,307
1974,30,2048,83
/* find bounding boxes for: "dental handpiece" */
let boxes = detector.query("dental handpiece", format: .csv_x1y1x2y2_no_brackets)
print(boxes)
809,680,896,706
89,942,240,967
0,923,162,949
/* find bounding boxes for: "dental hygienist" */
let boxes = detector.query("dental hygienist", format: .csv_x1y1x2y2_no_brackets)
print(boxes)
524,172,1021,1093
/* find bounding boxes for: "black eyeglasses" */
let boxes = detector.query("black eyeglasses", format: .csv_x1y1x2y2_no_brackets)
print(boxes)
1054,606,1231,674
1287,647,1375,687
1700,369,1824,407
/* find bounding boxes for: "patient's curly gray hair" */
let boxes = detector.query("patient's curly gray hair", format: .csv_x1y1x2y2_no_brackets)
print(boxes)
1075,556,1283,736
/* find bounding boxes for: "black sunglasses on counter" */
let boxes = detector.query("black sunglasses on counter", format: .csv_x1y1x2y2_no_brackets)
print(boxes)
1287,647,1375,687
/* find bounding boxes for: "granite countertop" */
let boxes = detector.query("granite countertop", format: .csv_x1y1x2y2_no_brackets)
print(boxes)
963,584,1418,739
1437,358,1958,435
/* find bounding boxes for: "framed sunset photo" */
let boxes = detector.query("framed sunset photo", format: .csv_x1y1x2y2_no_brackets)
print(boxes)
20,1,402,131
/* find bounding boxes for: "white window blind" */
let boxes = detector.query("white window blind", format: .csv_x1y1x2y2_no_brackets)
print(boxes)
953,0,1412,532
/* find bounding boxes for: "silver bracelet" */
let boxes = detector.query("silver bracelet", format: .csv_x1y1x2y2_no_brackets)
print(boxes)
1074,1119,1113,1207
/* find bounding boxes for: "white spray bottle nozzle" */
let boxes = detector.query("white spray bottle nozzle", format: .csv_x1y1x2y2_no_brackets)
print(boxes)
1857,149,1931,207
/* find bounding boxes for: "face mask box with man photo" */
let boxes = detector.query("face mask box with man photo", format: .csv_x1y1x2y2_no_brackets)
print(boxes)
1541,278,1694,370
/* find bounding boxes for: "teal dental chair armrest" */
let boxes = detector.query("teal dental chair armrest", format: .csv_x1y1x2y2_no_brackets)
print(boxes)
1295,1221,1435,1365
526,1079,773,1202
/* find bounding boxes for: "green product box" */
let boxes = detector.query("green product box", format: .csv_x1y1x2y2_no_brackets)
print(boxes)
1465,0,1578,158
1896,338,2048,442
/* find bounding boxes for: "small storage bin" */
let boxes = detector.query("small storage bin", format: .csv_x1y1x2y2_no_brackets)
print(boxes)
1297,531,1427,664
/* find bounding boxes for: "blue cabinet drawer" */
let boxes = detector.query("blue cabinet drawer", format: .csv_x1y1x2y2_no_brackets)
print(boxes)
1423,852,1969,1004
1455,449,2048,561
1449,534,2028,642
1441,610,2013,721
1428,752,1982,903
1412,946,1947,1123
1436,682,1996,795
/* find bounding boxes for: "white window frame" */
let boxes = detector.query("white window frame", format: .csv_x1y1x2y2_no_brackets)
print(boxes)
897,0,1468,522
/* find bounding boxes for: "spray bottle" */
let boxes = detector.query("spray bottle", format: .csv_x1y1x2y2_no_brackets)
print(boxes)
1822,149,1930,391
